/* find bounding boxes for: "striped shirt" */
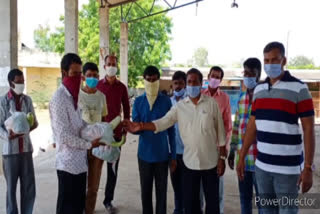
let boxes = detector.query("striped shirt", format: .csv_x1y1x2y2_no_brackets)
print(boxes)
230,85,257,172
252,71,314,175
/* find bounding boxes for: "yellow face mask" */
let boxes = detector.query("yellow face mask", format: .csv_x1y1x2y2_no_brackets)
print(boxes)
144,79,160,111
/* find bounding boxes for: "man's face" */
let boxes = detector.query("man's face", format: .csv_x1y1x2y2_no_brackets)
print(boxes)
11,75,24,88
172,79,186,92
243,66,257,78
104,56,117,68
264,48,286,68
63,63,82,78
84,69,99,79
209,70,222,80
145,75,159,83
187,73,201,87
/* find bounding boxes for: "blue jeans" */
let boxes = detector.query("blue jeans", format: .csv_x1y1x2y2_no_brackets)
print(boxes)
200,176,224,214
255,166,300,214
238,171,262,214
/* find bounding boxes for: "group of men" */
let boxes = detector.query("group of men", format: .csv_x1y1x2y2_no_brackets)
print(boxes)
0,41,316,214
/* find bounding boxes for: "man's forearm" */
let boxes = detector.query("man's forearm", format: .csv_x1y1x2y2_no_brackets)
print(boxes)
219,145,227,157
141,122,156,131
302,117,315,166
239,117,256,159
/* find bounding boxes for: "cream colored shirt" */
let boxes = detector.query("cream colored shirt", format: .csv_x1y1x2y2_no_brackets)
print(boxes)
78,89,108,124
153,95,226,170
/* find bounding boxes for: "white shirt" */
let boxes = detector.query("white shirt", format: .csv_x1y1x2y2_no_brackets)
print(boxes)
49,85,92,175
78,89,108,124
153,95,226,170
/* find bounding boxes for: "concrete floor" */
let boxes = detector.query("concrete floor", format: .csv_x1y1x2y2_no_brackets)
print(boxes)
0,110,319,214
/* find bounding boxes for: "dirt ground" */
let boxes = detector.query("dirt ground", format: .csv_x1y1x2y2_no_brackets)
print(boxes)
0,110,319,214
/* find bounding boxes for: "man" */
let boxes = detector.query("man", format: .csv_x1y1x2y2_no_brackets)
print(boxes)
97,54,130,213
130,65,176,214
170,71,187,214
201,66,232,214
237,42,315,214
0,69,38,214
49,53,102,214
228,58,262,214
125,68,226,214
78,62,108,214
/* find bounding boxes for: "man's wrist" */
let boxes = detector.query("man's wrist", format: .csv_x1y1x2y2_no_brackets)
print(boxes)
304,163,315,172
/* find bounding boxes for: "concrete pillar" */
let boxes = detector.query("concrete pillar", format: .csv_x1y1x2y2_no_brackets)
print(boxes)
99,6,110,79
64,0,78,54
120,22,128,86
0,0,18,95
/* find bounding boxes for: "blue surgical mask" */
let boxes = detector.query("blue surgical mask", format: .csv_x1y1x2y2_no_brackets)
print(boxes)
243,77,257,89
173,88,185,97
85,77,99,89
186,86,201,98
264,64,282,78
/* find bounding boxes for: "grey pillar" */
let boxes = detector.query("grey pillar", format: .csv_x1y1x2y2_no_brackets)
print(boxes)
64,0,78,54
0,0,18,96
120,22,128,86
99,6,110,79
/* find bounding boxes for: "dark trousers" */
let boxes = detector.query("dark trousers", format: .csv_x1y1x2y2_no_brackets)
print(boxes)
103,152,120,206
183,162,219,214
170,154,184,214
3,152,36,214
56,170,87,214
138,158,169,214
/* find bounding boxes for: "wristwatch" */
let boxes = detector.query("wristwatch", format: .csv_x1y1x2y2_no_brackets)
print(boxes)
305,163,315,172
219,156,227,161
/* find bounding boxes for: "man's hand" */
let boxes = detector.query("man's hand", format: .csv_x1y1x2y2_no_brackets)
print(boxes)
217,159,226,177
170,159,177,173
91,138,104,148
298,169,313,193
8,130,24,140
123,119,142,133
236,156,245,181
228,150,235,170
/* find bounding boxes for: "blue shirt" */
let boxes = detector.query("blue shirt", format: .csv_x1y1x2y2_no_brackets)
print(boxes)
132,92,176,163
170,93,187,155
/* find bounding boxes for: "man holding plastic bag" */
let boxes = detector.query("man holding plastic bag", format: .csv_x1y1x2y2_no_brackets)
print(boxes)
0,69,38,214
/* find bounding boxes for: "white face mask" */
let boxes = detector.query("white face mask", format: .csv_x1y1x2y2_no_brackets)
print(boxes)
105,66,118,77
12,83,25,95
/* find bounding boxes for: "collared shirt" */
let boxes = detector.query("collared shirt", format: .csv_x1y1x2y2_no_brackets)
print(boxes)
0,90,38,155
170,93,187,155
97,78,130,139
230,85,257,172
153,94,226,170
49,85,92,175
202,88,232,150
252,71,314,175
132,92,176,163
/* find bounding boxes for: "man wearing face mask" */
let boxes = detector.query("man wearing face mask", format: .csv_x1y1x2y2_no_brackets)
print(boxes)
237,42,315,214
50,53,103,214
201,66,232,214
130,65,176,214
228,58,262,214
170,71,187,214
97,54,130,213
0,69,38,214
124,68,226,214
78,62,108,214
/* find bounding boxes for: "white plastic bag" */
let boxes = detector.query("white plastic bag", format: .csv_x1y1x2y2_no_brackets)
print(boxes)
92,145,120,162
4,112,30,134
80,122,114,145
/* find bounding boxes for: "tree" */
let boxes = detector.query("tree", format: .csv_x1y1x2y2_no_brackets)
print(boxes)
34,0,172,87
193,47,208,67
288,55,315,69
34,24,54,52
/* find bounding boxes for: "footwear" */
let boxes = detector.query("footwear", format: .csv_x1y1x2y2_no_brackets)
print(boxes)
105,203,118,214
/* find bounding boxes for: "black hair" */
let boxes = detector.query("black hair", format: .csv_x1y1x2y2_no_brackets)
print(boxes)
60,53,82,75
263,41,285,57
82,62,99,75
187,68,203,83
8,69,23,83
172,71,186,83
243,58,262,81
104,55,118,63
209,66,224,80
143,65,160,79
